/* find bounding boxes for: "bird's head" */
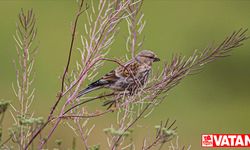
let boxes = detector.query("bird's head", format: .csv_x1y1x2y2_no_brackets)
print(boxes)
135,50,160,65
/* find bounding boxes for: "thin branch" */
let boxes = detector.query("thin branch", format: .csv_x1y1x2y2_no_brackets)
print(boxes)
147,29,248,96
111,102,152,150
24,1,88,149
143,120,177,150
63,93,115,115
48,0,88,122
24,120,50,150
0,135,13,148
60,110,113,119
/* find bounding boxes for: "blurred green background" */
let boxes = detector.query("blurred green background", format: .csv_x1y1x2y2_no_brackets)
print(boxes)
0,0,250,149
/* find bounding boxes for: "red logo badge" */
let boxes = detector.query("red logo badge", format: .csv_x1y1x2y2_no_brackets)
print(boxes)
202,134,213,147
202,134,250,147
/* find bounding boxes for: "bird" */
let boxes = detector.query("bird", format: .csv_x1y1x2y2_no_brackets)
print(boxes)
77,50,160,99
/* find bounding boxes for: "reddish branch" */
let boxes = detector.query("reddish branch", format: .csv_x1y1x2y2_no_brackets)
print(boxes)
48,0,87,122
60,110,113,119
63,93,115,115
24,1,88,149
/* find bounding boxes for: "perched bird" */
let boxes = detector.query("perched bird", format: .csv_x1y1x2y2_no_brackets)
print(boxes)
77,50,160,98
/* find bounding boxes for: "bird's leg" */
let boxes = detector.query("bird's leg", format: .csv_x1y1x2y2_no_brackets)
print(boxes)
103,95,122,110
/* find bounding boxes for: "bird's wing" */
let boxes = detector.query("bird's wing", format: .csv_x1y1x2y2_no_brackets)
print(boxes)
100,70,119,83
115,59,140,78
98,59,139,81
77,70,118,98
77,59,140,97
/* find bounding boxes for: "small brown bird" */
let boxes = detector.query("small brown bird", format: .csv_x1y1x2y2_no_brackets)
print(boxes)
77,50,160,98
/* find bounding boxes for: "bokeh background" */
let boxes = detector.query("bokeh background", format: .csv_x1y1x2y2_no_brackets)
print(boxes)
0,0,250,149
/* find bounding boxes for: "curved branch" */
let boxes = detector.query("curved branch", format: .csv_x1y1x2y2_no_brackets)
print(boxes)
48,0,88,121
24,1,88,149
60,110,113,119
63,93,115,115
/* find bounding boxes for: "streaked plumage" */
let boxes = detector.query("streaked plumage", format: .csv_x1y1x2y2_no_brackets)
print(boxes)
77,50,160,98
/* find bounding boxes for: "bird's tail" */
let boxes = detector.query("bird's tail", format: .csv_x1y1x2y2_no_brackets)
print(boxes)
76,86,100,98
77,79,106,98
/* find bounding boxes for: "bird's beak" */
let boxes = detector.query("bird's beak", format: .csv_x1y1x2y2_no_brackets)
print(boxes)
153,57,160,62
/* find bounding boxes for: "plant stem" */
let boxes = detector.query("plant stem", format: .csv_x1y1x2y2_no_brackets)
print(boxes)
111,103,152,150
24,1,88,149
